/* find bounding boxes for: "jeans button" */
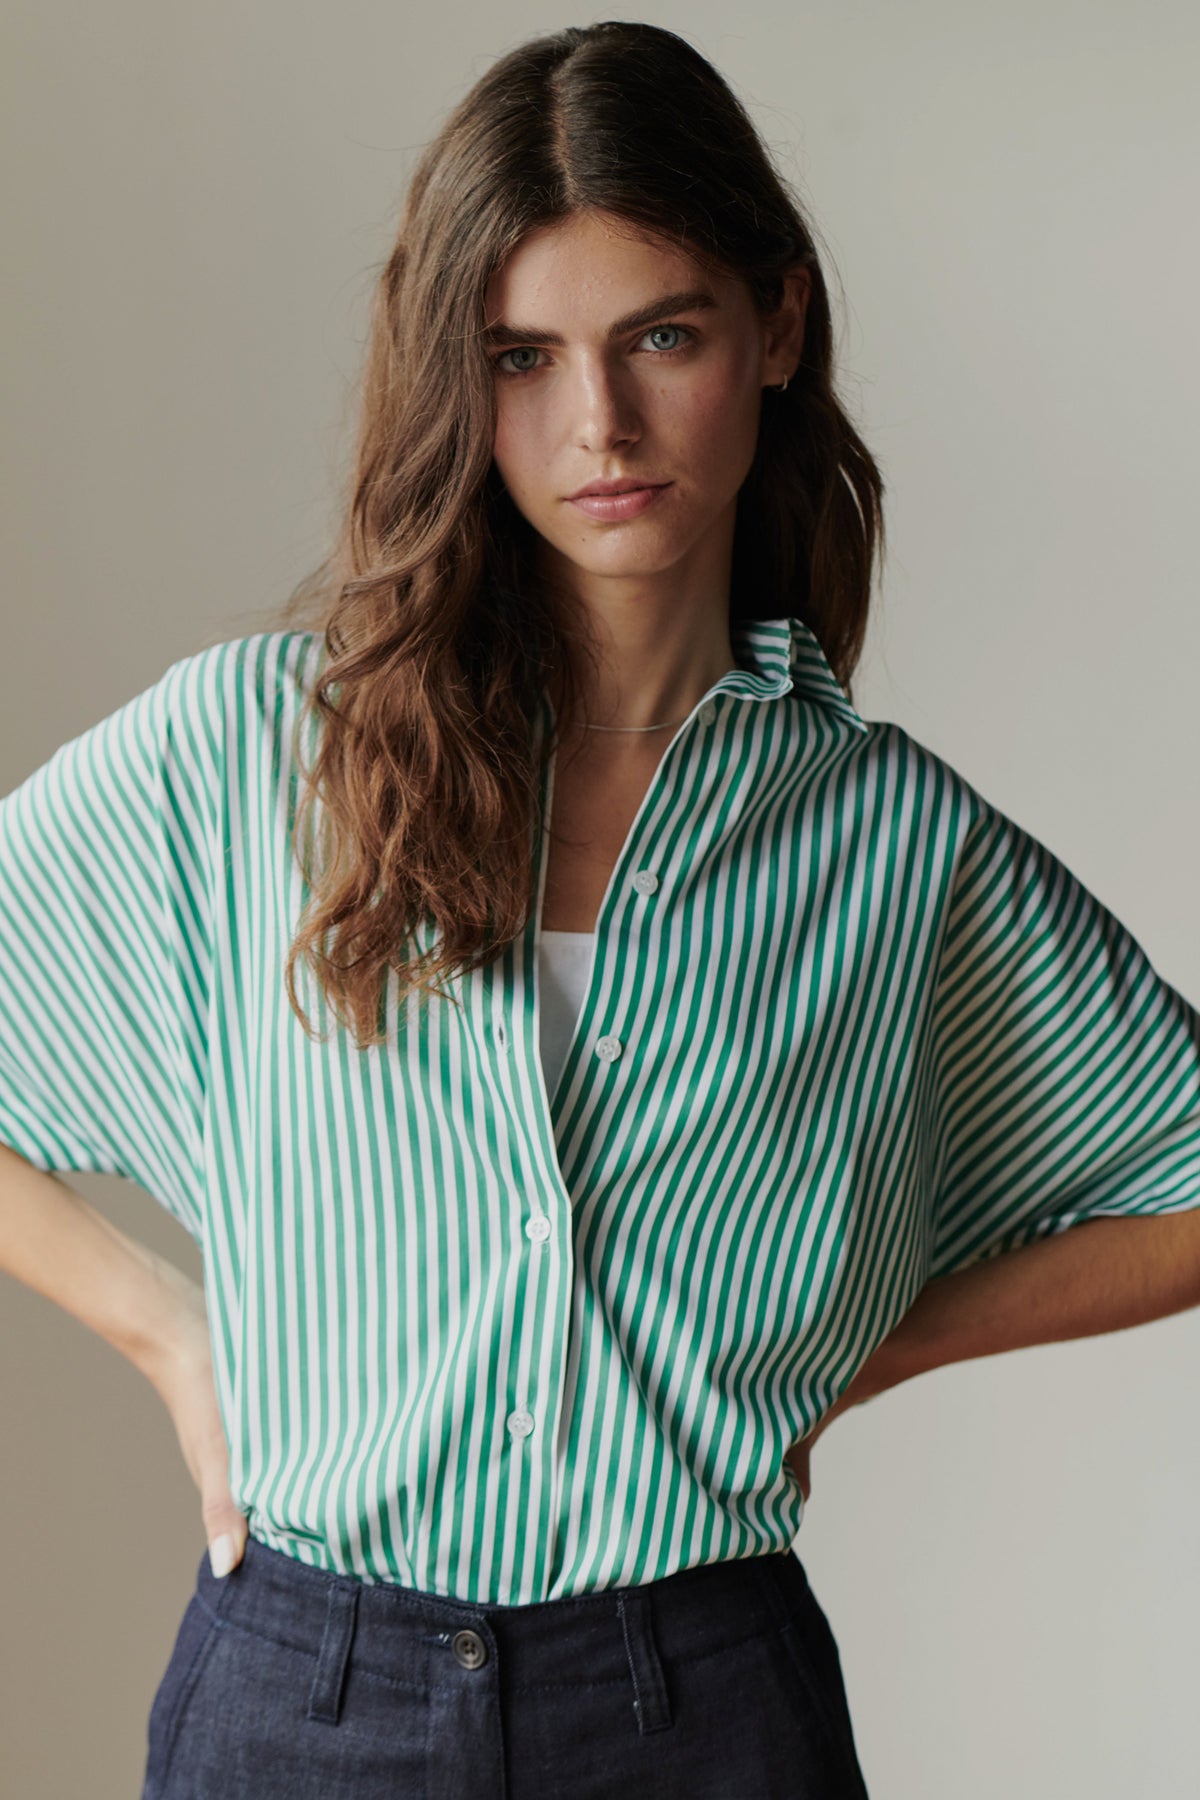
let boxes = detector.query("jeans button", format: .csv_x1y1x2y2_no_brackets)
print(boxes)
451,1628,489,1670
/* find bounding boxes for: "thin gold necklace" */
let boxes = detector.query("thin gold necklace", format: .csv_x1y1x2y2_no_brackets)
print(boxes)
578,716,687,732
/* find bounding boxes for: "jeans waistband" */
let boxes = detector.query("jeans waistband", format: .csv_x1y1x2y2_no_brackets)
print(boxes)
193,1532,811,1732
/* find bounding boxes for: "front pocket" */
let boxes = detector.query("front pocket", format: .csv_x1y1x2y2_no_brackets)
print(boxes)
776,1617,844,1747
770,1615,869,1796
143,1596,224,1796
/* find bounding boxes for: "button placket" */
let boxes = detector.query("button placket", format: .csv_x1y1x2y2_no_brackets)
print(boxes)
589,864,663,1070
507,1407,535,1439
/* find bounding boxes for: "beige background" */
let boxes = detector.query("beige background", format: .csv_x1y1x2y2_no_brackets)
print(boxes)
2,3,1198,1795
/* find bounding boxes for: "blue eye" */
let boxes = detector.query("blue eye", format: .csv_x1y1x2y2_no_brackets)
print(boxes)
492,323,695,378
497,346,542,375
642,324,689,352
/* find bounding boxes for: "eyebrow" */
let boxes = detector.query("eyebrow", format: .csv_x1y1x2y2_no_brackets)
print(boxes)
481,288,719,349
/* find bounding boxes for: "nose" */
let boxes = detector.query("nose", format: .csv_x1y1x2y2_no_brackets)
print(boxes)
570,358,641,455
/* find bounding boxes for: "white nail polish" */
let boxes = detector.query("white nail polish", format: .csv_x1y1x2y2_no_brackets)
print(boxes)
210,1533,236,1577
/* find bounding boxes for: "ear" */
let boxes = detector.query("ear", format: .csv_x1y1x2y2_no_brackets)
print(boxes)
761,265,812,389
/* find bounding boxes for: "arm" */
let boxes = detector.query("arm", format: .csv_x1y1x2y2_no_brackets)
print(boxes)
0,1141,207,1394
0,1141,250,1573
864,1208,1200,1401
816,1208,1200,1444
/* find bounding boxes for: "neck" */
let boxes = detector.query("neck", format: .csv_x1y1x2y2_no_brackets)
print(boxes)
542,584,740,735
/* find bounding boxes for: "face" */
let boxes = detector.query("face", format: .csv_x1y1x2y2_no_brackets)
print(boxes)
484,209,808,600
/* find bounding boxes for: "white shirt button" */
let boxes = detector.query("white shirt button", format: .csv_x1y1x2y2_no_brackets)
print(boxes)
525,1215,551,1243
595,1035,623,1063
507,1408,535,1439
632,869,659,895
698,700,717,726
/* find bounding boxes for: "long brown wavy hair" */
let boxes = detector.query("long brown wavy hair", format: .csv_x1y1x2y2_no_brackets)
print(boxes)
264,20,887,1049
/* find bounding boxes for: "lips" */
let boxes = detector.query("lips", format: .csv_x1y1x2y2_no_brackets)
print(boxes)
567,479,664,499
565,482,672,521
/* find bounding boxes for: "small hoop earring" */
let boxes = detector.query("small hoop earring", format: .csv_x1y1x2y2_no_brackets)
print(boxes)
773,373,790,393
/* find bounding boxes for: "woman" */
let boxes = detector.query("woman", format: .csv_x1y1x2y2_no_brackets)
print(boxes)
2,20,1198,1798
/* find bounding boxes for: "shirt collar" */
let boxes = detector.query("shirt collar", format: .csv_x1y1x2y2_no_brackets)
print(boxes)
721,615,869,734
535,613,868,738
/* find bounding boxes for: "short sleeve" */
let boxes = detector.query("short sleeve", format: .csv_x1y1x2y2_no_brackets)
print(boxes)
925,794,1200,1281
0,652,221,1240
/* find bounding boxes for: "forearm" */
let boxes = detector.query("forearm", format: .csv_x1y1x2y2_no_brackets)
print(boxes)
0,1142,207,1396
861,1208,1200,1404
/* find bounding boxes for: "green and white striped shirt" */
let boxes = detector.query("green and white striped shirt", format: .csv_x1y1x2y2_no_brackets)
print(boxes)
2,615,1198,1604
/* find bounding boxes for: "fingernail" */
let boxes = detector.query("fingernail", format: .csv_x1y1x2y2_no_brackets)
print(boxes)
210,1534,237,1578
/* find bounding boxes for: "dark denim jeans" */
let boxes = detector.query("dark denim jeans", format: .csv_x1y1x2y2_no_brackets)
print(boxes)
142,1532,870,1798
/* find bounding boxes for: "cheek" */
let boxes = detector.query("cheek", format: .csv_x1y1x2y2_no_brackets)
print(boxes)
667,364,761,478
492,397,552,502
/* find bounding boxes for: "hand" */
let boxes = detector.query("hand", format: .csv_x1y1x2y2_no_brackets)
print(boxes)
785,1414,834,1501
784,1432,816,1501
152,1310,249,1579
784,1364,884,1501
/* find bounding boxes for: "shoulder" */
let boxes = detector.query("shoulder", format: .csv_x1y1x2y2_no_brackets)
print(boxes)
866,721,1102,934
146,629,326,767
161,628,325,721
38,630,329,818
0,630,327,875
829,713,992,840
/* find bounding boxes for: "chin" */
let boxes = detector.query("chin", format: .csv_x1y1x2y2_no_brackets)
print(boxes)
561,553,685,584
548,529,693,577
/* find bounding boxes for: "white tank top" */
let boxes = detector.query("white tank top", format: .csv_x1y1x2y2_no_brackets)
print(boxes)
538,929,594,1094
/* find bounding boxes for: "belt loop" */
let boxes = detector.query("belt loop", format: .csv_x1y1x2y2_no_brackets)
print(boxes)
616,1588,672,1735
307,1577,361,1726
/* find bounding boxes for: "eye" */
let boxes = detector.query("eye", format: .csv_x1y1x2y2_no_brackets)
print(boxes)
494,346,543,377
640,324,692,354
490,323,696,379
